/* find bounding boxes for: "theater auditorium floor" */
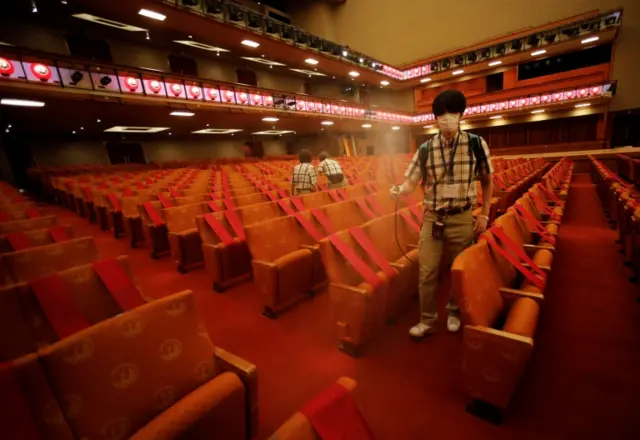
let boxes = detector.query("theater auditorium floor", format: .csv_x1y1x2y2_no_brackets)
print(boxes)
41,173,640,440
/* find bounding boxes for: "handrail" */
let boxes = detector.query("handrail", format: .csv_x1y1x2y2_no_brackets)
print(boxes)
157,0,622,82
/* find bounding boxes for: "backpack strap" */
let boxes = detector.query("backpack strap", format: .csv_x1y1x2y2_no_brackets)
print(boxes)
467,132,489,176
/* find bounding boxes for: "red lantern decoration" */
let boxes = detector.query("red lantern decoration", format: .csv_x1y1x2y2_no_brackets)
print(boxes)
125,77,139,91
189,86,201,98
264,95,274,106
0,58,14,76
148,80,162,93
251,94,262,105
578,88,588,97
591,86,602,95
207,88,219,100
170,83,182,96
566,90,574,99
297,101,305,110
237,92,248,104
31,63,51,81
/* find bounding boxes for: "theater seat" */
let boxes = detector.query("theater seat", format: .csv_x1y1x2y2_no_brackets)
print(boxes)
0,215,58,235
0,225,74,254
452,240,542,412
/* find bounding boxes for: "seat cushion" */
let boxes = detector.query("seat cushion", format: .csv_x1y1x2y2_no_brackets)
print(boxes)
502,297,539,337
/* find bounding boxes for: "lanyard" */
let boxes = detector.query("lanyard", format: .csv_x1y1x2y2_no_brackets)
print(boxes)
438,131,461,182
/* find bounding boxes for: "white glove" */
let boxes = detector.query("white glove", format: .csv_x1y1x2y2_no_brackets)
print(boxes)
389,184,404,199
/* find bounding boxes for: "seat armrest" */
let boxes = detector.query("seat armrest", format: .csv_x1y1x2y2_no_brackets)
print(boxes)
252,259,277,269
408,243,418,250
330,281,370,295
299,244,319,251
540,220,560,226
521,262,551,273
389,262,405,269
523,243,555,253
499,287,544,304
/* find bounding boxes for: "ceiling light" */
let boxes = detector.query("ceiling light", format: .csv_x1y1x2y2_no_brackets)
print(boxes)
138,9,166,21
97,119,101,122
241,57,285,66
488,61,502,67
289,68,326,77
321,121,334,126
305,58,319,65
582,36,600,44
420,78,432,83
531,109,545,114
252,130,295,135
170,111,195,117
424,125,433,129
391,126,401,130
575,103,591,108
490,115,502,119
531,50,546,56
262,117,279,122
362,124,372,128
193,128,243,134
104,126,169,133
174,40,229,52
241,40,260,48
348,71,360,77
0,99,45,107
72,13,146,31
380,81,390,86
452,69,464,75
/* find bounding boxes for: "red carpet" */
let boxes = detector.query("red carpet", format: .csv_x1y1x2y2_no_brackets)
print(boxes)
41,173,640,439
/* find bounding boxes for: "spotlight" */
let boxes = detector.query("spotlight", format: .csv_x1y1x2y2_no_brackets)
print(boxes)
332,46,342,56
99,76,112,87
180,0,199,6
605,15,617,26
589,22,601,31
430,62,439,72
562,28,579,37
310,37,322,49
321,42,333,53
295,31,309,45
467,52,477,63
544,33,557,43
441,59,450,69
265,20,279,34
70,70,84,85
282,26,293,39
496,44,506,55
205,0,223,14
527,35,539,47
248,13,262,28
228,6,244,22
454,55,464,65
480,48,491,59
511,39,522,51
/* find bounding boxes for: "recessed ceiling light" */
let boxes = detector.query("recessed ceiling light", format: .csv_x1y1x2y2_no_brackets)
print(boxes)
488,61,502,67
531,50,546,56
193,128,244,134
490,115,502,119
423,125,433,129
97,119,101,122
391,126,401,130
531,109,545,114
582,36,599,44
241,40,260,48
241,57,285,66
420,78,432,83
170,111,195,117
0,42,14,46
174,40,229,52
138,9,166,21
380,81,390,86
289,68,326,77
305,58,319,65
575,103,591,108
362,123,372,128
0,99,45,107
262,117,279,122
72,13,147,31
321,121,334,126
452,69,464,75
252,130,295,135
104,126,169,133
349,71,360,77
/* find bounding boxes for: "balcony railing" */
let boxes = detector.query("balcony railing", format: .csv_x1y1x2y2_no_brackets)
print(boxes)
160,1,621,82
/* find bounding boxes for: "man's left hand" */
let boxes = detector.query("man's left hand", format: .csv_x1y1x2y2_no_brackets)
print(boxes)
474,215,489,235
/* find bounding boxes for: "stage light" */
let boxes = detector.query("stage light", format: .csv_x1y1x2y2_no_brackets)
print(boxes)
480,48,491,59
562,28,579,37
442,59,450,69
99,76,112,86
511,39,522,51
248,13,262,28
282,26,293,39
467,52,477,63
496,44,506,55
138,9,166,21
454,56,464,65
527,35,539,47
430,62,439,72
229,6,244,22
70,70,84,85
544,33,557,44
265,20,279,34
205,0,223,14
181,0,199,6
295,32,309,45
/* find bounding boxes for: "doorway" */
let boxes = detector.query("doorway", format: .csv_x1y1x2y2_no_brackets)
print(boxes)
105,142,146,164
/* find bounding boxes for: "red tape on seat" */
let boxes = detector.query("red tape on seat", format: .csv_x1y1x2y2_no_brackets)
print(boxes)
30,274,90,339
293,213,324,241
491,226,546,278
539,184,564,206
290,196,305,212
144,202,165,227
336,188,348,200
365,195,386,216
311,208,336,235
157,193,173,209
209,192,218,201
398,210,421,233
354,198,377,219
319,183,329,191
107,193,122,212
7,232,32,251
208,201,223,213
224,209,246,240
277,188,289,199
204,213,235,246
168,186,181,198
48,226,70,242
349,227,396,279
92,259,145,311
328,235,382,289
223,198,236,210
0,363,41,440
277,200,296,216
364,182,377,193
327,190,342,203
26,208,41,219
300,381,376,440
82,186,93,201
513,205,556,246
257,183,278,202
123,188,134,197
484,233,546,291
529,192,560,221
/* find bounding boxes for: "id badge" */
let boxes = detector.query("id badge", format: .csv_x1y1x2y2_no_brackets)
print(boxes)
442,183,459,199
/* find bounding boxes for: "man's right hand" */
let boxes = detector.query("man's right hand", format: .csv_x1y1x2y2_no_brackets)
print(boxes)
389,185,403,199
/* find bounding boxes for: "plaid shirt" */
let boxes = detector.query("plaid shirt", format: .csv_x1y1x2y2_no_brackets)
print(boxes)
404,130,493,212
317,158,343,176
292,163,317,191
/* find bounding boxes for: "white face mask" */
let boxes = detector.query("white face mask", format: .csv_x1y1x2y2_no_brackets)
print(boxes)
437,114,460,136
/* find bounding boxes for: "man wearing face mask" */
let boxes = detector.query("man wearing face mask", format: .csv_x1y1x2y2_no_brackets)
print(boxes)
390,89,494,339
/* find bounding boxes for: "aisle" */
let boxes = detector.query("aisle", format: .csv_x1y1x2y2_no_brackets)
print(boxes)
42,175,640,439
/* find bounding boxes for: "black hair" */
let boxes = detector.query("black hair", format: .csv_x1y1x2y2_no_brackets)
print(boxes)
318,151,329,161
432,89,467,117
298,149,312,163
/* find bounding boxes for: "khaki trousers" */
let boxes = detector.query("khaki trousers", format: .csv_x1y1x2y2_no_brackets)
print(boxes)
418,209,474,325
293,188,312,196
328,179,348,189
